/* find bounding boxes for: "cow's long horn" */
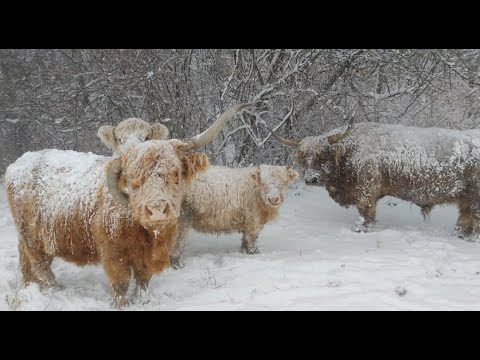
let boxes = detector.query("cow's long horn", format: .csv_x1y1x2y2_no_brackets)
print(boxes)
265,125,301,148
184,103,252,150
327,114,355,144
107,158,129,205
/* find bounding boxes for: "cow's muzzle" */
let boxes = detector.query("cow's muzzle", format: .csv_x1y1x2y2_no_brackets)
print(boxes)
144,201,179,223
304,169,321,185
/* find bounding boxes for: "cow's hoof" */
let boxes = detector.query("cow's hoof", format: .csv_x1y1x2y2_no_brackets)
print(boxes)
111,296,130,310
353,223,370,233
353,217,374,233
39,282,64,293
242,246,260,255
134,288,151,305
170,257,185,270
454,232,479,242
452,227,478,241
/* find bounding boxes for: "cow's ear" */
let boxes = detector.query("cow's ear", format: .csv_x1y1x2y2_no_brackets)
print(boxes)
286,166,299,182
98,126,118,151
250,166,261,183
181,152,209,183
149,123,169,140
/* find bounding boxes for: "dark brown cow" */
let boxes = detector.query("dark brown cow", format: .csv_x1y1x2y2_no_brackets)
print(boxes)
5,103,250,308
269,119,480,238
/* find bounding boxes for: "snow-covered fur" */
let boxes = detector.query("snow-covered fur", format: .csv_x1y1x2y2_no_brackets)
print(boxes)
5,141,208,308
291,122,480,237
170,165,299,268
98,118,169,152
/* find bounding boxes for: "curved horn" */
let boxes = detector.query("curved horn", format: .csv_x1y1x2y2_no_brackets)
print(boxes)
184,103,253,150
264,125,301,148
107,158,129,205
327,113,355,145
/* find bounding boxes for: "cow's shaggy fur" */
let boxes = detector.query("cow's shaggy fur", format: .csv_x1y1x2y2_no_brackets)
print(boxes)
285,122,480,237
5,141,208,308
169,165,299,268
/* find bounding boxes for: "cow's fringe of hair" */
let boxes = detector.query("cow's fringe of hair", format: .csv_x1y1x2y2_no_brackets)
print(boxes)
333,143,346,167
124,146,163,187
181,151,210,184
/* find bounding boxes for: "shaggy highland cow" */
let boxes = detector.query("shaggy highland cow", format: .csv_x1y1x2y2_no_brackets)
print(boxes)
169,165,299,268
5,104,250,308
269,118,480,238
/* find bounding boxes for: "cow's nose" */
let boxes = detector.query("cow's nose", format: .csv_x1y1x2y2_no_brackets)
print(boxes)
268,196,281,206
144,202,173,221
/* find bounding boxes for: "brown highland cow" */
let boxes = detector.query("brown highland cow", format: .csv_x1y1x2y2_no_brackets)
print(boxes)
5,103,250,308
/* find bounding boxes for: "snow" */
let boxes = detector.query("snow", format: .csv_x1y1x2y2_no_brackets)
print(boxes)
2,178,480,311
5,149,106,225
304,122,480,172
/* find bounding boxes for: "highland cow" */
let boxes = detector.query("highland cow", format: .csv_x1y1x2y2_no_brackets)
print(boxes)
5,104,250,308
269,118,480,238
169,165,299,268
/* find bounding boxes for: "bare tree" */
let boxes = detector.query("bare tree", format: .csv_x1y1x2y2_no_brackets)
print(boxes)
2,49,480,175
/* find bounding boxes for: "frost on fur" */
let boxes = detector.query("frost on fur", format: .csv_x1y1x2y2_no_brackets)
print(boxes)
4,141,207,309
286,122,480,237
170,165,299,266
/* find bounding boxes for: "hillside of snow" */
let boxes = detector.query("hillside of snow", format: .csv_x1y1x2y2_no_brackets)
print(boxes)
1,181,479,311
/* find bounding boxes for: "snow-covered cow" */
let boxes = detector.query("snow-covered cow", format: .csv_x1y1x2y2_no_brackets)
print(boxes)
5,104,250,308
269,118,480,238
169,165,299,268
98,117,170,152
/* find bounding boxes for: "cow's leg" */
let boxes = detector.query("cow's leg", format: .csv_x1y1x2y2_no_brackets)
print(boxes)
470,197,480,239
132,266,152,305
18,241,34,286
455,196,472,239
170,217,191,269
241,230,261,255
354,199,378,232
102,256,132,309
22,243,62,291
457,192,480,240
353,163,380,232
15,225,61,290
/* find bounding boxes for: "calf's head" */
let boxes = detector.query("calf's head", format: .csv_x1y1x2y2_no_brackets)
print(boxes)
252,165,299,208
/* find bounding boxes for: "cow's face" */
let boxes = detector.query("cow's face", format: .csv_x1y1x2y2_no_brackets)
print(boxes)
252,165,299,208
294,137,341,186
98,118,169,152
107,140,208,228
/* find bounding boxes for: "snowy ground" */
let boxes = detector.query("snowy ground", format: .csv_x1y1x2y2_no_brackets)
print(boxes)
1,181,480,311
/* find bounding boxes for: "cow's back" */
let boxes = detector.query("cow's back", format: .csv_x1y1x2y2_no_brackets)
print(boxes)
184,166,261,234
341,123,480,203
5,149,108,262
